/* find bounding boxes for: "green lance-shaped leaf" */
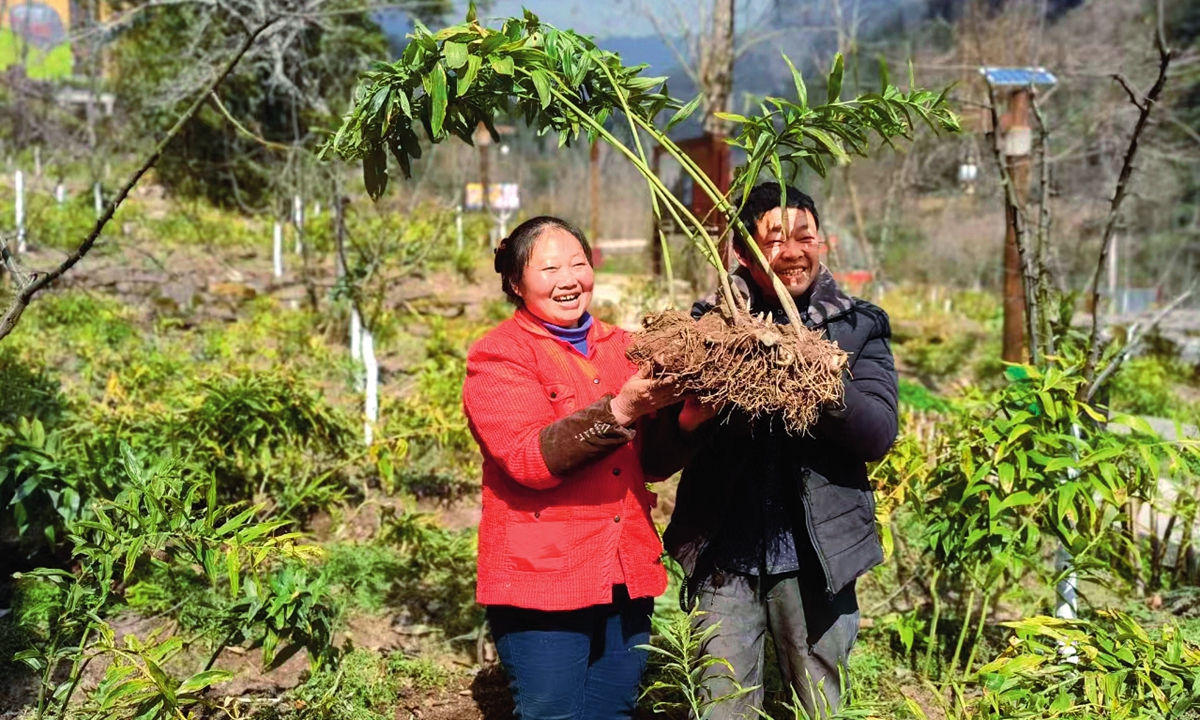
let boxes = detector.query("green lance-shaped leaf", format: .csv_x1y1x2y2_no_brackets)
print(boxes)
665,93,702,131
531,68,553,109
362,145,388,199
827,53,844,104
177,669,233,696
429,62,448,136
782,53,807,109
489,53,514,76
804,127,850,164
878,55,889,93
460,54,482,92
443,41,468,69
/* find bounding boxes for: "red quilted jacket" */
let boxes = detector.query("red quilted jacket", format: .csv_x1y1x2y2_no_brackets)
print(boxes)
462,308,668,611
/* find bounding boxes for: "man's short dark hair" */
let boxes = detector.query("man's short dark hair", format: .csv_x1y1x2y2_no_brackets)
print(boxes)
493,216,592,305
733,183,821,253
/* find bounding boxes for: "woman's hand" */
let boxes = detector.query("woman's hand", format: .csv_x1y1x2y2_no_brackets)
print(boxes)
611,368,681,427
678,395,723,433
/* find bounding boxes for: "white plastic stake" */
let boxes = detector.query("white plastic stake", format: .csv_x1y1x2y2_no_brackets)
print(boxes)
312,202,321,218
33,146,41,177
15,170,26,253
292,195,303,254
499,208,511,240
362,328,378,446
54,183,66,204
272,222,284,278
93,182,103,218
456,204,464,252
351,308,363,360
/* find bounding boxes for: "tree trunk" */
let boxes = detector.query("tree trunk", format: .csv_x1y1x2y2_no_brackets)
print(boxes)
699,0,735,137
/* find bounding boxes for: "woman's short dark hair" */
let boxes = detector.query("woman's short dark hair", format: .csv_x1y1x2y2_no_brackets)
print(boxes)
493,216,592,305
733,183,821,254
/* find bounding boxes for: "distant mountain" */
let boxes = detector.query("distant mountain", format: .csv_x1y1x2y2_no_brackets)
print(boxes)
374,9,413,58
600,35,677,74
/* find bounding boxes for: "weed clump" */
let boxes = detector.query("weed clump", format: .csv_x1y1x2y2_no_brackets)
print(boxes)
627,309,847,434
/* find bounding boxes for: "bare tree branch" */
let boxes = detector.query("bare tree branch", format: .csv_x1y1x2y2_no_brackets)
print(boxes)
1079,14,1173,394
636,0,703,88
1031,87,1056,355
1112,74,1145,112
0,21,275,343
209,91,294,150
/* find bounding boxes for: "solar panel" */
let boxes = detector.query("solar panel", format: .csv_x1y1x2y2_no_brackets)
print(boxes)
979,67,1058,87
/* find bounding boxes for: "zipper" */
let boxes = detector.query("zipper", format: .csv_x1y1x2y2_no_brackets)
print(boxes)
800,469,836,598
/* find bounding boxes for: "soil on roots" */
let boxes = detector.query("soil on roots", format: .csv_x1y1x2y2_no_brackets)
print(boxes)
626,309,847,434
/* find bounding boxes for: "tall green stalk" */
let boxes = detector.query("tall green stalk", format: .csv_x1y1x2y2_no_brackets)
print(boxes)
923,567,942,678
543,83,739,313
949,579,977,678
962,588,992,679
638,117,805,326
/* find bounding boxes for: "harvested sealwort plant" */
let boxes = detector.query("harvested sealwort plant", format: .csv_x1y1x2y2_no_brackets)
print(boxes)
326,5,956,433
626,308,847,434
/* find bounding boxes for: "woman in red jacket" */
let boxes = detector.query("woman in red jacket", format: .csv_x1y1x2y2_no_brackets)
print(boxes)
462,216,684,720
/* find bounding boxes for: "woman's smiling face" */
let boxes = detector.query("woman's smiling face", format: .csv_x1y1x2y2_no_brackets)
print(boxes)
513,227,595,328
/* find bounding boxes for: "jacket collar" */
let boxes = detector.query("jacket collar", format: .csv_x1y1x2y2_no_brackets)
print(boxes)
512,306,618,344
731,264,854,328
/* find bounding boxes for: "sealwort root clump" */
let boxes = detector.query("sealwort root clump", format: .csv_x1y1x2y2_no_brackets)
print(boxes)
626,309,848,434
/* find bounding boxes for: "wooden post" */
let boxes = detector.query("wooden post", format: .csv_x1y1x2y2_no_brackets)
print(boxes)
589,139,600,241
1002,88,1032,363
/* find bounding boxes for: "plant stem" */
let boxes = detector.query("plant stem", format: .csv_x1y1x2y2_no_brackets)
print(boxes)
204,629,239,672
963,588,992,678
54,624,95,719
588,59,677,306
546,86,738,313
949,582,977,678
634,115,806,328
923,567,942,677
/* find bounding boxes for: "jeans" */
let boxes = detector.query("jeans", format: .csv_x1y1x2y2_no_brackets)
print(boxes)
694,572,860,720
486,586,654,720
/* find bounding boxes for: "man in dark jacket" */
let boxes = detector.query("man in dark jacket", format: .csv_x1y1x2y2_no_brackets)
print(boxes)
659,183,898,718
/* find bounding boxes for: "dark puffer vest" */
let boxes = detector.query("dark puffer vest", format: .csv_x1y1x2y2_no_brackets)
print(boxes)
657,266,899,598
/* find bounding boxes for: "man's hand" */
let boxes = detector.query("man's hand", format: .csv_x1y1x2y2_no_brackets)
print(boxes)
678,395,723,433
611,367,681,427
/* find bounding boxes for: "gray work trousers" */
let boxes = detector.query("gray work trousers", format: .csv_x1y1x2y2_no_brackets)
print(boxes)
693,572,860,720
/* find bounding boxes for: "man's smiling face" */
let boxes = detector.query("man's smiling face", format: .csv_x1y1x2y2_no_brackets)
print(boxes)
736,206,822,299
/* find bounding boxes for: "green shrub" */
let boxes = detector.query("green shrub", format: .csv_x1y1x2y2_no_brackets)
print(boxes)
897,378,953,414
378,510,480,639
169,369,357,516
969,611,1200,719
318,542,406,615
0,419,84,547
270,648,453,720
1108,356,1194,419
0,347,66,428
383,321,480,500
